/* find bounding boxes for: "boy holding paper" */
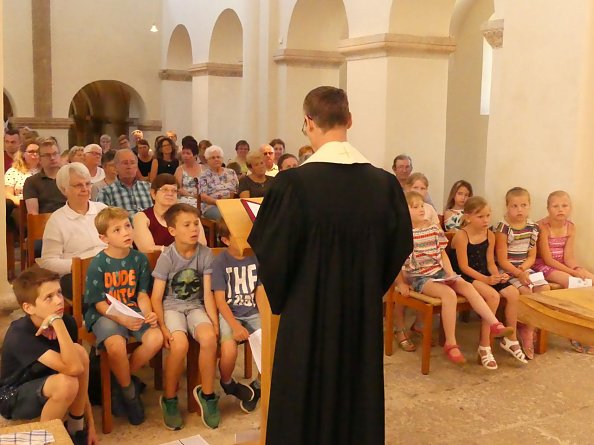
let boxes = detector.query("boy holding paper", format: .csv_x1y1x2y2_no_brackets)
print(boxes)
84,206,163,425
151,203,221,431
212,218,262,413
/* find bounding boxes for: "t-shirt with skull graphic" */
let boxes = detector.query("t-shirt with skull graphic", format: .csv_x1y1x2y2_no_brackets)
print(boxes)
152,243,214,311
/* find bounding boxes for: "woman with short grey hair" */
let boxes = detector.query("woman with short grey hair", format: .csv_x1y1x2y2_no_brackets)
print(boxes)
198,145,239,220
38,162,107,297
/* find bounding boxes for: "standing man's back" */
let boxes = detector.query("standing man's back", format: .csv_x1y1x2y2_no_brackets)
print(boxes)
249,86,412,445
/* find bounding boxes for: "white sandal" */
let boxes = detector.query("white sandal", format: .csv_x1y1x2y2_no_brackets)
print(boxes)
477,346,498,370
499,336,528,364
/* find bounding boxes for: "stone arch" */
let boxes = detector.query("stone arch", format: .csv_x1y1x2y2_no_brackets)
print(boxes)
166,24,193,69
3,90,15,124
287,0,349,51
68,80,147,147
209,9,243,63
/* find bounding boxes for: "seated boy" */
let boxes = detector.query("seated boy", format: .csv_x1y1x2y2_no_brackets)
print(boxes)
0,268,96,445
212,219,263,413
83,206,163,425
151,203,220,430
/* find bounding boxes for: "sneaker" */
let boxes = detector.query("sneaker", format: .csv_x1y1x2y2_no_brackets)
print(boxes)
110,378,126,417
123,392,145,425
240,381,261,413
221,379,254,403
160,395,184,430
192,385,220,429
69,428,88,445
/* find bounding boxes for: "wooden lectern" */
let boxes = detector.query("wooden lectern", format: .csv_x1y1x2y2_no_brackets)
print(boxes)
217,198,279,445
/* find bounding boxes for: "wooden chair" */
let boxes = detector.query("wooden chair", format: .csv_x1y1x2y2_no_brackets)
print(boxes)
71,252,163,434
26,213,52,267
196,195,217,247
18,201,27,271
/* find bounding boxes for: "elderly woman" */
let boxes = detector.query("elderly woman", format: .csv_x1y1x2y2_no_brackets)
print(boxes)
38,162,107,297
68,146,86,163
134,173,206,253
175,139,203,207
198,145,238,220
238,151,274,198
5,142,40,205
149,136,179,182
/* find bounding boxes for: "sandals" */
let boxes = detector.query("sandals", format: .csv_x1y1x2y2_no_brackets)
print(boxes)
477,346,497,370
570,339,584,353
490,322,515,338
518,326,535,360
499,337,527,364
443,344,466,365
409,322,436,347
584,345,594,355
395,329,416,352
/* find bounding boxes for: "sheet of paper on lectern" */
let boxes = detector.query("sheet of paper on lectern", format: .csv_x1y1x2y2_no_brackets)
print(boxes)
240,198,261,222
105,294,145,320
249,328,263,373
568,277,593,289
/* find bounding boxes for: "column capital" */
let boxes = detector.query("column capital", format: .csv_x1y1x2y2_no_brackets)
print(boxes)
272,49,345,68
188,63,243,78
9,116,73,129
481,19,504,49
158,69,192,82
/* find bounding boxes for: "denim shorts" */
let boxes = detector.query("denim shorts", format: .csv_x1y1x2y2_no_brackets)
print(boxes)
92,315,150,350
165,308,211,340
9,376,49,420
219,313,261,343
410,270,446,293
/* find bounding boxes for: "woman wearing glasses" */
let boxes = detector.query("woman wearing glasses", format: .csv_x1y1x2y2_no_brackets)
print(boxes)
37,162,107,297
5,142,40,205
134,174,206,253
198,145,239,220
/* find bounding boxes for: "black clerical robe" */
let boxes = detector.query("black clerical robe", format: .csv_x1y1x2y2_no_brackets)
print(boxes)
249,145,412,445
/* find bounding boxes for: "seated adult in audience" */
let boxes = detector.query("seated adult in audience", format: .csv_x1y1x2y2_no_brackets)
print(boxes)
198,145,239,220
149,136,179,182
197,139,212,165
23,137,66,214
298,145,313,164
83,144,105,184
259,144,279,177
392,153,434,207
175,138,202,207
5,142,39,205
166,130,178,143
91,150,117,200
134,174,207,253
136,138,153,181
4,129,21,172
238,151,274,198
99,133,112,153
38,162,107,297
68,146,85,164
96,149,152,217
278,153,299,171
131,129,143,154
269,138,285,165
118,134,131,150
231,140,250,175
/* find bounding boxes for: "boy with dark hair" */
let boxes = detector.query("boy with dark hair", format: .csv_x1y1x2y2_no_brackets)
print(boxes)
84,206,163,425
212,218,262,413
151,203,221,430
1,268,96,445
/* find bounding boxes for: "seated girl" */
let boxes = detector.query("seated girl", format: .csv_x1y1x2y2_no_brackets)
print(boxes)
443,180,472,232
404,173,440,226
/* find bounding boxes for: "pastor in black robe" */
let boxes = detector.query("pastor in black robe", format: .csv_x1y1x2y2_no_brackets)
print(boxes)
248,141,413,445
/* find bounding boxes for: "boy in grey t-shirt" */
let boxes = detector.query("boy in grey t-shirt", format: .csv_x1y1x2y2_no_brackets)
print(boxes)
151,204,220,431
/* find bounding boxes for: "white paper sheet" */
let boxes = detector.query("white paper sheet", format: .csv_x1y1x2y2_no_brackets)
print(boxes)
245,200,260,218
568,277,593,289
105,294,145,319
160,435,209,445
529,272,548,287
249,328,263,374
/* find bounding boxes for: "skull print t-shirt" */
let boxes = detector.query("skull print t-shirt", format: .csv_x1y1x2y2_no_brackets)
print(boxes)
152,243,214,311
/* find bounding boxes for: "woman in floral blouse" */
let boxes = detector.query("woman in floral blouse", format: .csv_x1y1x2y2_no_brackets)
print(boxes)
198,145,238,220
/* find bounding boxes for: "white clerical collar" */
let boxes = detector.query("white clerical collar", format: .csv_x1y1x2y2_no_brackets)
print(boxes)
301,141,371,165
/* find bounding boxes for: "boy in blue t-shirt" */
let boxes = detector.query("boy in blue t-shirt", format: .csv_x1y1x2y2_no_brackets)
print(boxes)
211,219,263,413
84,207,163,426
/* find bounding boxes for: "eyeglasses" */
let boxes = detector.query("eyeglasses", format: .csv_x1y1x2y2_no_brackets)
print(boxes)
157,186,178,194
25,150,39,156
69,182,92,191
301,115,312,136
40,151,59,159
87,151,102,156
119,161,137,166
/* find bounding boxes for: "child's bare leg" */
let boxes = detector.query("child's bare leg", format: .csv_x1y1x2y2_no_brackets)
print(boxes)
500,285,520,341
451,279,498,325
219,339,238,383
422,282,459,350
472,281,500,346
194,323,217,394
104,335,132,387
393,302,410,343
70,344,91,416
40,374,79,421
164,331,189,399
546,270,571,288
130,328,163,373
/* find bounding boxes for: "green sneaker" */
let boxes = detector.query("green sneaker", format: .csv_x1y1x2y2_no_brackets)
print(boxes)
193,385,220,429
159,395,184,431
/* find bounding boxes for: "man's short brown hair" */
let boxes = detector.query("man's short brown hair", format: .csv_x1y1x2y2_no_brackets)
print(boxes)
217,218,230,239
95,207,130,235
303,86,350,131
164,203,199,228
13,268,60,306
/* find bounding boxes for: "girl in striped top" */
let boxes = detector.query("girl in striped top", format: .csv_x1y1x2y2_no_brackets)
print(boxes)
395,191,514,365
495,187,550,359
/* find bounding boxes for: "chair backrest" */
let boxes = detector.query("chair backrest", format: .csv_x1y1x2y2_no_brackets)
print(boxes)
26,213,52,267
211,247,224,257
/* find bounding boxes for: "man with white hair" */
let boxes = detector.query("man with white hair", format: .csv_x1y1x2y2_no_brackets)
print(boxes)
83,144,105,184
96,149,152,217
259,144,278,177
37,162,107,296
99,134,112,153
131,129,143,155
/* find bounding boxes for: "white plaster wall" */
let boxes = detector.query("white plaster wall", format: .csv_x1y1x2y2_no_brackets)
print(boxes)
3,0,35,117
444,0,493,200
390,0,455,35
161,80,192,140
207,76,242,153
